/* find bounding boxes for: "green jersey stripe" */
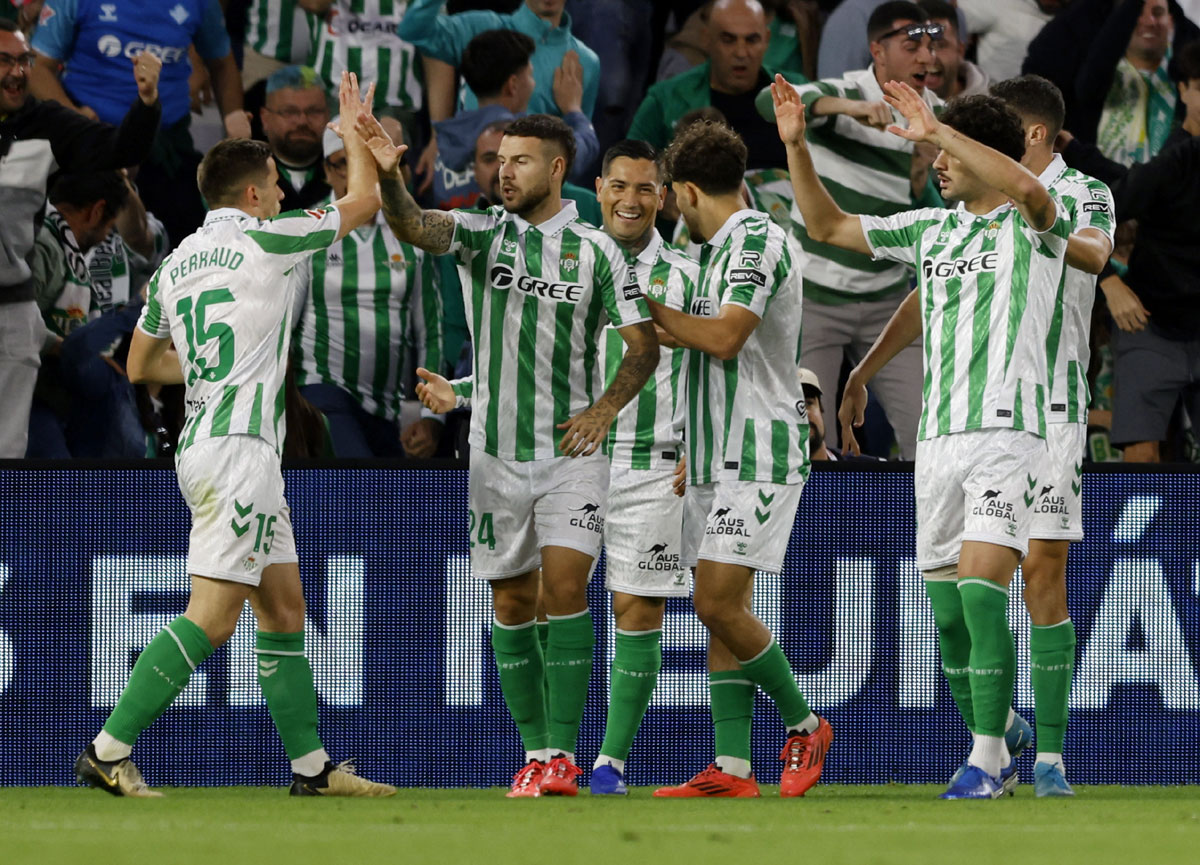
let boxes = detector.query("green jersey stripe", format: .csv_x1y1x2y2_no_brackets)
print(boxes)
210,385,238,437
248,382,264,437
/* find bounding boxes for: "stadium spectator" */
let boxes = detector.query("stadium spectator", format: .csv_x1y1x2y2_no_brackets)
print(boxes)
399,0,600,118
0,19,160,459
310,1,424,115
259,65,332,212
799,367,889,461
30,0,250,245
432,29,598,210
629,0,805,169
1060,39,1200,462
758,1,944,459
242,0,319,87
817,0,967,79
0,0,42,37
918,0,990,100
292,116,446,458
956,0,1056,83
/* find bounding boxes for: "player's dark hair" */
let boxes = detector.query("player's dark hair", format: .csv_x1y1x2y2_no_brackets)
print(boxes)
867,1,927,41
939,95,1027,164
601,139,662,181
504,114,576,176
1170,38,1200,83
663,120,747,196
916,0,958,37
990,75,1066,138
674,106,728,134
197,138,274,207
461,29,535,99
49,170,131,221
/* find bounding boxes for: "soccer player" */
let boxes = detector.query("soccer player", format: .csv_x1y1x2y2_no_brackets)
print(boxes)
990,75,1115,797
647,119,833,800
772,75,1069,798
292,115,445,458
357,111,659,796
74,73,395,798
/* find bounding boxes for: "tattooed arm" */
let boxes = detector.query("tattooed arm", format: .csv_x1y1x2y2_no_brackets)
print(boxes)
557,320,659,457
356,111,456,254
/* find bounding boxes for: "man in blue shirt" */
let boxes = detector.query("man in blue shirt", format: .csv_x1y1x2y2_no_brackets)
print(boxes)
30,0,250,243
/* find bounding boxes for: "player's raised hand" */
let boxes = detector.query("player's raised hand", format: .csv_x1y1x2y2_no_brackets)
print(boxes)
415,367,456,413
354,110,408,175
771,73,807,147
557,404,617,458
131,51,162,106
672,454,687,497
882,80,939,143
837,375,868,457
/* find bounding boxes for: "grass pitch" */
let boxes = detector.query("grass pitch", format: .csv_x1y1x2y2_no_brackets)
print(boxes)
5,786,1199,865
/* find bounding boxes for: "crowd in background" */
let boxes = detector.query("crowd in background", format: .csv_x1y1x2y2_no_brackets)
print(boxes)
0,0,1197,463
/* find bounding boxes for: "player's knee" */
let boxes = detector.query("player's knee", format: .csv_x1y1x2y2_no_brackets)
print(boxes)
613,595,665,632
490,579,538,624
692,590,737,630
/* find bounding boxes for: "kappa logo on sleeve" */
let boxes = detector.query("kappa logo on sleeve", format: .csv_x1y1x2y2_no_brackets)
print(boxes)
304,208,330,219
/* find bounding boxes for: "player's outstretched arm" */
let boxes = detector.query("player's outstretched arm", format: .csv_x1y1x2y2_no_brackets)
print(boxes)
355,111,455,255
645,297,760,361
882,80,1056,231
557,320,659,458
126,329,183,385
838,288,921,455
329,72,381,240
771,75,871,255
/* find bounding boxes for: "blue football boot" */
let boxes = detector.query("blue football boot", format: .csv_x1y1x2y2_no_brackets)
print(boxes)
590,763,628,795
940,765,1005,799
1034,762,1075,797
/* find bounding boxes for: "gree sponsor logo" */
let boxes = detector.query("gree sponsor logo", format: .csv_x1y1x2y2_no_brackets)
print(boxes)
491,263,584,302
96,36,187,63
922,252,999,281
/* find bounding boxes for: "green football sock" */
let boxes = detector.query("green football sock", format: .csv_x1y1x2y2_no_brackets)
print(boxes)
958,579,1016,738
545,610,594,755
256,631,323,761
1030,619,1076,754
102,616,214,745
738,640,811,728
492,620,550,754
709,670,755,763
598,630,662,762
537,620,550,721
924,578,975,730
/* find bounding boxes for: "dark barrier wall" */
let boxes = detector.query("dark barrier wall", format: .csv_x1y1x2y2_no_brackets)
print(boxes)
1,464,1197,787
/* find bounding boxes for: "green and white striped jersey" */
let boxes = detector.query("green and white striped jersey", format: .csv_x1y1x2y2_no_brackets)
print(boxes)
862,201,1071,441
789,69,942,304
312,0,422,111
293,210,443,422
139,205,342,455
600,231,699,470
448,201,648,461
670,168,797,257
687,210,808,486
246,0,318,64
1039,154,1115,425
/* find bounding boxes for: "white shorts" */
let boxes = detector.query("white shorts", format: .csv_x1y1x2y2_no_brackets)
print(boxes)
603,463,689,597
1029,422,1086,541
175,436,298,586
681,479,804,575
915,428,1048,571
468,450,609,580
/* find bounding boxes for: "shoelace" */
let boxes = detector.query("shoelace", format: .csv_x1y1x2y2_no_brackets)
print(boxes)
545,758,581,779
334,758,360,776
691,764,728,783
512,761,542,788
781,735,810,769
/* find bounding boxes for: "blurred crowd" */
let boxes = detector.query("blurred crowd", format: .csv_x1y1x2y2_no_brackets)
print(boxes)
0,0,1197,462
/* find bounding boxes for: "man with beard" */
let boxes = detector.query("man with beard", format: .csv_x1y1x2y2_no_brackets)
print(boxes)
759,1,943,460
798,368,885,462
260,66,332,212
918,0,990,100
0,19,161,458
359,111,659,796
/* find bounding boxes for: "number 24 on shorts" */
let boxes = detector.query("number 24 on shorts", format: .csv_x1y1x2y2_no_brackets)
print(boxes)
468,510,496,550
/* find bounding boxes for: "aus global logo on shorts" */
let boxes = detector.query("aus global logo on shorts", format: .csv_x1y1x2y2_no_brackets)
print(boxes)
706,507,750,539
569,503,604,533
638,542,680,573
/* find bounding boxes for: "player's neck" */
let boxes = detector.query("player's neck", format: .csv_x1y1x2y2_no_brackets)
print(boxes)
697,194,745,243
1024,147,1054,178
517,189,565,227
962,189,1010,216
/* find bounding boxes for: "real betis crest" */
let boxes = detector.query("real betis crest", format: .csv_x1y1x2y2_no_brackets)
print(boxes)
388,252,406,271
560,252,579,273
984,221,1001,239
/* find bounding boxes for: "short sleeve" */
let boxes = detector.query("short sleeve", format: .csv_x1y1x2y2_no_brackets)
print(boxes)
594,238,649,329
861,208,945,267
450,376,474,409
30,0,78,61
244,205,342,272
1073,180,1116,244
722,221,780,318
194,0,233,61
137,268,171,338
447,209,499,262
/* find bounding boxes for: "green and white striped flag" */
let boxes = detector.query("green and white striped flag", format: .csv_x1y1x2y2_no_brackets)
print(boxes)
247,0,318,64
862,201,1071,441
600,232,699,470
312,0,422,111
1040,155,1115,425
686,210,809,486
139,205,343,455
294,213,443,422
448,202,648,461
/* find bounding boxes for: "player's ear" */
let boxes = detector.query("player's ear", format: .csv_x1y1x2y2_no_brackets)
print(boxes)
656,183,666,212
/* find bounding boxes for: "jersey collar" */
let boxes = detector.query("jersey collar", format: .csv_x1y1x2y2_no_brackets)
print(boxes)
204,206,254,226
505,199,579,237
953,199,1013,221
1036,153,1068,188
706,208,761,250
633,229,665,267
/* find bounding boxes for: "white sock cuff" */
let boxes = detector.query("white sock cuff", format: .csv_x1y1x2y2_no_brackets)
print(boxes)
741,639,776,665
957,577,1009,596
291,748,330,777
715,756,753,779
93,730,133,762
493,618,537,630
1031,618,1073,630
546,609,590,621
593,755,626,774
615,628,663,637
